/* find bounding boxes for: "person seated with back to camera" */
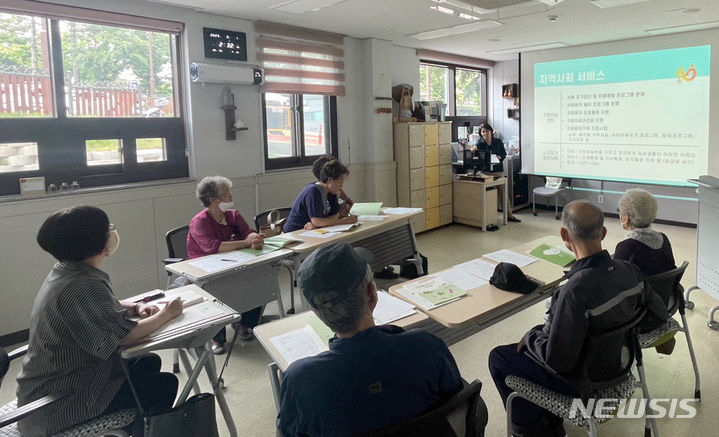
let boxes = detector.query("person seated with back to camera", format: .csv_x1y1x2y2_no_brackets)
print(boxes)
276,243,466,437
284,159,358,233
614,187,678,354
187,175,265,353
488,200,668,437
470,122,520,223
16,206,182,436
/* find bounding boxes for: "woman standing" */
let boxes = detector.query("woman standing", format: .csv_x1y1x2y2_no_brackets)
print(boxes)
188,175,265,353
471,122,521,222
17,206,182,436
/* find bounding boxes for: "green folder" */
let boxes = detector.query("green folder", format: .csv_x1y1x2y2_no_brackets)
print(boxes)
418,284,467,305
349,202,383,216
529,244,576,267
238,235,301,256
308,317,335,345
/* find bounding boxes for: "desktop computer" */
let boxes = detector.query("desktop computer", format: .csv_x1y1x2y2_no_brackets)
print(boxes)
462,149,491,175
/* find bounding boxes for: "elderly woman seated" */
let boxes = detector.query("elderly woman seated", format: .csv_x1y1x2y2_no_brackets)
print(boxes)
187,175,265,353
615,188,676,276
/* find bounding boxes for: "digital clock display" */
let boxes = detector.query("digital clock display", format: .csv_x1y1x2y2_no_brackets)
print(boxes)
203,27,247,61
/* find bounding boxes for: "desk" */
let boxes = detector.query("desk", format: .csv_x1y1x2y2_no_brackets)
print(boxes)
453,177,508,230
165,249,294,315
122,285,241,437
254,309,428,410
389,236,567,329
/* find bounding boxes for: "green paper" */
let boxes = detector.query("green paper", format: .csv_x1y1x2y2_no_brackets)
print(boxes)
419,284,467,305
238,245,278,256
528,244,576,267
349,202,383,216
308,317,335,345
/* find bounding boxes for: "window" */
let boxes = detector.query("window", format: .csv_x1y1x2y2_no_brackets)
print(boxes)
262,92,337,170
419,61,487,117
0,8,187,196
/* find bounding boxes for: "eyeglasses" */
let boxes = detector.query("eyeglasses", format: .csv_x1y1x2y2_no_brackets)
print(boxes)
109,223,117,231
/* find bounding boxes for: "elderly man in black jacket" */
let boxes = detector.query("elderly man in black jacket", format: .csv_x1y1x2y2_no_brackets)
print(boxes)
489,200,667,437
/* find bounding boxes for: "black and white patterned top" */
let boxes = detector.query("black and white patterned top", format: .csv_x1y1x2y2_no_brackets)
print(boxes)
16,261,137,436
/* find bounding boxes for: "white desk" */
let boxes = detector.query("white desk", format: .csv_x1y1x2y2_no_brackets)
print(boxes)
165,249,295,315
122,285,241,437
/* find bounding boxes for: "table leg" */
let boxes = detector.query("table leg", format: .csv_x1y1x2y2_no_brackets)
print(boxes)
178,349,201,396
407,221,424,276
175,347,211,405
204,352,238,437
502,181,508,225
268,362,283,412
481,186,487,231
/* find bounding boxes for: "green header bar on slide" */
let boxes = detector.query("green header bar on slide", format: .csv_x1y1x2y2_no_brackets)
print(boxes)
533,171,697,188
534,45,711,87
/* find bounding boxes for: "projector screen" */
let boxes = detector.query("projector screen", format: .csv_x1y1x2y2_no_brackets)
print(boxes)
521,30,719,186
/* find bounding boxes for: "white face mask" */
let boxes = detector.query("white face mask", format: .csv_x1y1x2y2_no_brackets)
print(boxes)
219,201,234,212
106,230,120,256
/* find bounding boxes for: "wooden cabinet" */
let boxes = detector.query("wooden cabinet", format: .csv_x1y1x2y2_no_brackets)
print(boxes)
394,121,453,233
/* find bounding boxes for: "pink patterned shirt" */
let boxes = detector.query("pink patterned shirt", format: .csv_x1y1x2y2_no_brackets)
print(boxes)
187,209,253,258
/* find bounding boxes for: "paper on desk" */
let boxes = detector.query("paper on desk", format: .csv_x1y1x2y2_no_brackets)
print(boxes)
454,258,497,281
187,256,234,273
270,325,329,366
299,230,340,239
394,286,461,311
373,290,416,325
491,155,500,164
321,223,359,232
435,267,488,290
383,207,423,215
483,249,537,268
159,289,204,308
358,215,388,222
350,202,383,216
147,301,227,340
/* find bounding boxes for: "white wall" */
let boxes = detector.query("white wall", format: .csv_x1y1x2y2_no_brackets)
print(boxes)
0,0,398,336
491,59,520,143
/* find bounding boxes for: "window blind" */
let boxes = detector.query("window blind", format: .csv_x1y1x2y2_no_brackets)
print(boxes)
255,21,345,96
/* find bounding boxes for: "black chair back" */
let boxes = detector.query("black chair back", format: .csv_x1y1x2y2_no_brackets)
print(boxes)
645,261,689,316
254,207,292,232
569,308,647,399
355,380,486,437
166,225,190,259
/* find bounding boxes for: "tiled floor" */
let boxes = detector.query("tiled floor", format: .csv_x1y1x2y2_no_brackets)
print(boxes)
2,210,718,436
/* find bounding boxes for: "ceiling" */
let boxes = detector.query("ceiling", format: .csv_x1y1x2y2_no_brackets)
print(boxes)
146,0,719,61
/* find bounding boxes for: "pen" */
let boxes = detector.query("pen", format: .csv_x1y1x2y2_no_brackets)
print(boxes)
220,258,238,262
134,292,164,303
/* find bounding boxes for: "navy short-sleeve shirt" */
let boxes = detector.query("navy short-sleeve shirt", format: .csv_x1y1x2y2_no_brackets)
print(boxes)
276,325,463,437
284,183,339,232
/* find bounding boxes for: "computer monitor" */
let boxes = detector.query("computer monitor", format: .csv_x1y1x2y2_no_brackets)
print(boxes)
462,149,491,174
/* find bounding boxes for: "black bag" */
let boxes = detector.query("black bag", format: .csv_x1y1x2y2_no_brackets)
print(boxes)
143,393,219,437
489,262,539,294
399,253,428,279
120,360,219,437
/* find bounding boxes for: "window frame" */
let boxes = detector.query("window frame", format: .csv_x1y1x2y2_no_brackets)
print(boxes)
261,93,338,171
0,9,188,196
419,60,487,118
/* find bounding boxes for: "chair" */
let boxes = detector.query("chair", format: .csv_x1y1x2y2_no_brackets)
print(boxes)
354,380,488,437
254,208,298,314
0,345,135,437
638,261,700,400
163,225,190,374
504,308,659,437
532,177,566,220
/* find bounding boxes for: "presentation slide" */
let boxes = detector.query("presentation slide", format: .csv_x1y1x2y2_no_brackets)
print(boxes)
533,45,710,186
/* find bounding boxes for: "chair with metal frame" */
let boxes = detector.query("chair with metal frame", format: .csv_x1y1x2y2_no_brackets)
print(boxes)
638,261,700,400
254,207,297,314
504,307,659,437
532,177,566,220
0,345,136,437
353,380,488,437
162,224,191,374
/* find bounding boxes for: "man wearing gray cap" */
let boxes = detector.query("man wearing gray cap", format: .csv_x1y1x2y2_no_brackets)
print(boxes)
276,243,464,437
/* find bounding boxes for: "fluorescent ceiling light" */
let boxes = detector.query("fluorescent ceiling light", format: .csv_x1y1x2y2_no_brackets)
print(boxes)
536,0,566,5
458,12,480,20
271,0,345,14
590,0,650,8
411,20,503,40
645,20,719,35
430,5,456,15
488,42,566,55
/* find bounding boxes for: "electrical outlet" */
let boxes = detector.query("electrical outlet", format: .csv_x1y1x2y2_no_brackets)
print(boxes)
598,194,604,204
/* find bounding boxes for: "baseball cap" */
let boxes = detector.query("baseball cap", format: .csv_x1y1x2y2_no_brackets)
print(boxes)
298,243,374,304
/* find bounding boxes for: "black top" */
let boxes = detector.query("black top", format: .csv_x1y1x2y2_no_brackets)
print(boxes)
277,325,463,437
614,234,676,277
522,250,667,375
475,137,506,172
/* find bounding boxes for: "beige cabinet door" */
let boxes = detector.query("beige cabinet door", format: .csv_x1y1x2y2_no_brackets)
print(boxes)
439,164,453,185
439,144,452,165
410,189,426,208
438,123,451,145
439,183,452,206
424,124,439,146
409,124,424,147
409,146,424,169
425,146,439,167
